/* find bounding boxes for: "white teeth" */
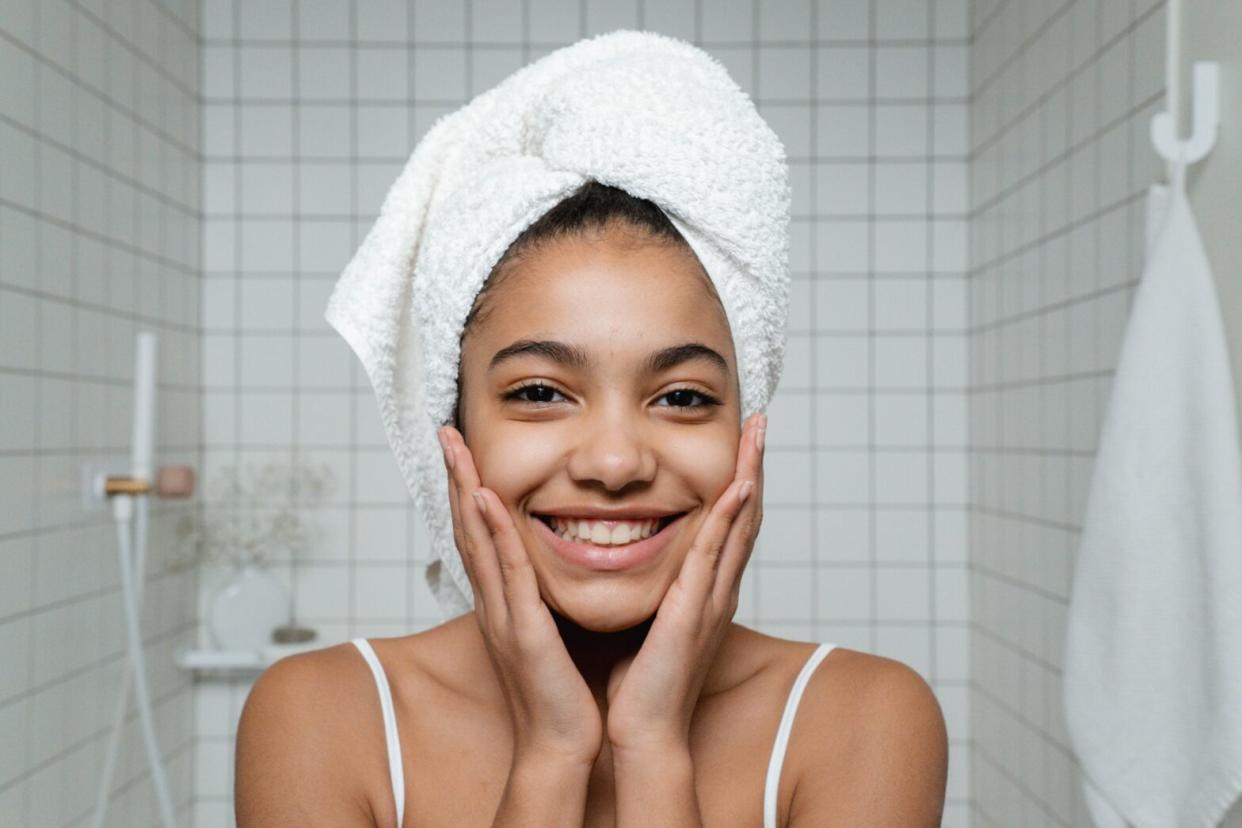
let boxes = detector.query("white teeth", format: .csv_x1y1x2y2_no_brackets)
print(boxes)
546,516,661,546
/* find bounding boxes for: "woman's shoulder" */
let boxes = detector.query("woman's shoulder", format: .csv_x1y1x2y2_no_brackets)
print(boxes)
723,625,944,759
241,637,385,746
244,640,409,759
728,625,943,743
716,623,862,694
365,613,501,700
235,639,395,826
237,629,485,825
278,624,481,713
727,623,926,700
740,629,948,825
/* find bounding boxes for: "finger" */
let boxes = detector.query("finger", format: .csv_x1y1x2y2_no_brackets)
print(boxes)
471,486,546,627
746,412,767,482
731,412,766,492
675,413,764,594
714,413,766,607
676,475,754,605
439,428,483,607
437,431,474,585
441,426,511,624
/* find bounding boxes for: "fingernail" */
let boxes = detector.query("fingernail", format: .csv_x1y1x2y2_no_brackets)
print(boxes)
439,431,455,469
755,415,767,452
738,480,754,504
472,490,487,514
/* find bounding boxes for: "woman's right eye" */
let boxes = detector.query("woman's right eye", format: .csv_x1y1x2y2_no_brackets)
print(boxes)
503,383,566,405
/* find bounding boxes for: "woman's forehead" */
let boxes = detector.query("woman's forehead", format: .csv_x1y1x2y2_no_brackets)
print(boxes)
471,232,733,352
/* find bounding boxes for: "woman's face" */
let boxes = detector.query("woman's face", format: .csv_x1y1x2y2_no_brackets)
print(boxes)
457,223,742,632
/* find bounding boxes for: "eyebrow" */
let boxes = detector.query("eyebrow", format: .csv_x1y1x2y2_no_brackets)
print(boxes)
488,339,729,375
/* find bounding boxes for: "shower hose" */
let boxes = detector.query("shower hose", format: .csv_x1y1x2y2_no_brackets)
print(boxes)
89,491,178,828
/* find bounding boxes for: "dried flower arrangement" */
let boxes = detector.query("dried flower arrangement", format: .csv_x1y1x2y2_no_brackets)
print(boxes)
174,458,335,571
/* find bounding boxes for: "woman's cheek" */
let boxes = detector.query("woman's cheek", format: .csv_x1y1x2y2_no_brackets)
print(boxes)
660,426,738,500
469,425,563,504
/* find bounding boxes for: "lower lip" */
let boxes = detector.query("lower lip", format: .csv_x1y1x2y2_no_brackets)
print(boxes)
532,514,687,571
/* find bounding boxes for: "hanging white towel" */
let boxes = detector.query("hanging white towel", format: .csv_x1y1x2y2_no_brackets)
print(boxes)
1063,182,1242,828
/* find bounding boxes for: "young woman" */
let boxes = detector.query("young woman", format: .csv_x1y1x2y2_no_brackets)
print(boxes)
234,183,948,826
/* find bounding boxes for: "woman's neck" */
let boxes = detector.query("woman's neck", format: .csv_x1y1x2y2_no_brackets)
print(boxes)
549,605,654,703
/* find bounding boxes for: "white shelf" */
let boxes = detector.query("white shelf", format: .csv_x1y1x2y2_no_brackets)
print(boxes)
174,640,324,673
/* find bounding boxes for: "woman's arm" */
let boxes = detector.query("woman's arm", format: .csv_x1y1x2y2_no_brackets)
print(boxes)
790,658,948,827
612,741,703,827
489,750,595,827
235,651,379,827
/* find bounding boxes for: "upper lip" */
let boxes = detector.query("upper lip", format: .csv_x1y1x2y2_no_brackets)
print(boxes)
533,506,686,520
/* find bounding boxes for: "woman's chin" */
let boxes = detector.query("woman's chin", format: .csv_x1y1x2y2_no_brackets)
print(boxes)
545,585,661,633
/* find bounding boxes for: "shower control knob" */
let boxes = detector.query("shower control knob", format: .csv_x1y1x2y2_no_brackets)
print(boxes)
97,466,196,498
156,465,195,498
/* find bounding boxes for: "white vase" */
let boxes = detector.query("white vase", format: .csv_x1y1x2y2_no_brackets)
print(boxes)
209,563,289,650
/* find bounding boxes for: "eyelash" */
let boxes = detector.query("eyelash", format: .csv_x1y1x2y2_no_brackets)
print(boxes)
502,382,722,411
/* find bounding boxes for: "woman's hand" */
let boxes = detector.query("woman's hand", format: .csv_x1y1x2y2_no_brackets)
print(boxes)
438,426,604,768
603,412,767,754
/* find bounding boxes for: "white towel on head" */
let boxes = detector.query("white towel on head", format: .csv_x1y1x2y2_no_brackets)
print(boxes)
323,30,792,620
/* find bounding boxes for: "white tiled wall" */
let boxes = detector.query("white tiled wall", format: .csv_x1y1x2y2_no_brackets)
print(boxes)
193,1,971,824
967,0,1167,824
9,1,1227,825
0,0,202,825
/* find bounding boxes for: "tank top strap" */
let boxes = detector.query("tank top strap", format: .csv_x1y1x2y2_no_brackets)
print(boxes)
763,642,836,828
351,637,405,828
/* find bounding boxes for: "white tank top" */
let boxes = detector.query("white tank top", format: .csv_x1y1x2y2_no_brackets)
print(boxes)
351,637,836,828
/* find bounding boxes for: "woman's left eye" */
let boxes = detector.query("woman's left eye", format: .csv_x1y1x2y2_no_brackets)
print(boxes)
504,383,566,404
656,388,721,409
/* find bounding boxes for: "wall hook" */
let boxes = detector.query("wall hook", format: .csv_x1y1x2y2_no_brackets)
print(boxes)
1151,60,1219,166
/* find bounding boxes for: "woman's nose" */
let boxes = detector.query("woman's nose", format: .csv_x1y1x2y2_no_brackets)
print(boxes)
565,412,656,492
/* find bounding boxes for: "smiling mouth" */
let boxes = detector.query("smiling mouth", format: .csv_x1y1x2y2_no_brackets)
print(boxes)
533,513,685,546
